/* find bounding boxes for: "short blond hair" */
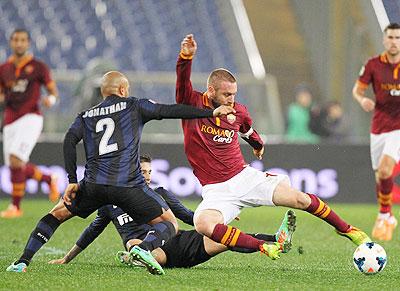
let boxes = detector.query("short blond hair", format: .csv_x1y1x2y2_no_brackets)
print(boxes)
207,68,236,89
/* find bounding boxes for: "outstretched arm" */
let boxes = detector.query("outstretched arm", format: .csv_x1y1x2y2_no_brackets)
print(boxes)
176,34,197,105
48,213,111,264
139,99,235,123
155,187,194,226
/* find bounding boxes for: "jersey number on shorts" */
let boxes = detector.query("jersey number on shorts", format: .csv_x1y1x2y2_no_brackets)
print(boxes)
96,118,118,155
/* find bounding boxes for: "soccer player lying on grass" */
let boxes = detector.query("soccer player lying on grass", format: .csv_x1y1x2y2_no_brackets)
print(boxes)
48,155,296,269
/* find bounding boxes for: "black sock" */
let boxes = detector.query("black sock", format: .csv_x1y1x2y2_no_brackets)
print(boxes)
17,214,61,265
229,233,276,253
252,233,276,242
138,221,175,252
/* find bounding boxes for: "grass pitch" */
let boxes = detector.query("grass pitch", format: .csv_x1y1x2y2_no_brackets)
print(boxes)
0,199,399,290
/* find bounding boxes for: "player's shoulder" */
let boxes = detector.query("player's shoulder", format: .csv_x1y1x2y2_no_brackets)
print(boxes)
365,54,384,66
154,186,166,194
31,57,50,69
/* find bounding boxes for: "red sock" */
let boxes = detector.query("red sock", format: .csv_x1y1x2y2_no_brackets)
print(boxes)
10,167,26,209
211,224,264,250
25,163,51,184
378,177,393,214
305,193,350,233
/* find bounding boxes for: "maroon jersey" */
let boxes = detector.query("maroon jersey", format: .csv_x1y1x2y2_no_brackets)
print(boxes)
176,56,264,185
358,53,400,134
0,54,53,125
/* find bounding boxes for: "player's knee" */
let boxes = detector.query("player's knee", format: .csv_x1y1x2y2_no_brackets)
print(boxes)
292,191,310,209
49,202,73,222
194,215,213,236
377,166,393,180
9,155,24,169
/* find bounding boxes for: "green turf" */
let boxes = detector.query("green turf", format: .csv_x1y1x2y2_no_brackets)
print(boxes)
0,199,399,290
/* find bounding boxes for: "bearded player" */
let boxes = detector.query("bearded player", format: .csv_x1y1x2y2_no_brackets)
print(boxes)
176,34,371,256
0,29,60,218
352,23,400,241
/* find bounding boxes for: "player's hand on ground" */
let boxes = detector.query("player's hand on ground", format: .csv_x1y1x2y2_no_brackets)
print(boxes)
253,146,264,160
180,34,197,57
63,183,79,205
213,105,236,117
48,258,67,264
360,97,375,112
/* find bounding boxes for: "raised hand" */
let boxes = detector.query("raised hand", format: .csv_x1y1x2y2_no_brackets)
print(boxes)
180,34,197,57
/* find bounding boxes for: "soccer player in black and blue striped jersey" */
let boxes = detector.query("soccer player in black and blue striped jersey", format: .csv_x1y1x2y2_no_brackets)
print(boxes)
7,71,235,275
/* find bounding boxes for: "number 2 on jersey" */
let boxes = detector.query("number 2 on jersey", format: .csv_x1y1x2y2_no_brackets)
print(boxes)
96,118,118,155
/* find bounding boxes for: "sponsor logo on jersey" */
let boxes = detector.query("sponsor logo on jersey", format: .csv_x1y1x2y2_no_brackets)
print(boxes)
82,102,127,118
200,124,235,144
12,79,28,93
117,213,133,226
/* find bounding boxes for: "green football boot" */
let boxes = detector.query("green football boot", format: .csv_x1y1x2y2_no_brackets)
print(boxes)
275,209,297,253
129,246,165,275
6,262,27,273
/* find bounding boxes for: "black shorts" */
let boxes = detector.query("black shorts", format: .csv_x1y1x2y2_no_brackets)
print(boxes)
160,230,212,268
65,180,169,225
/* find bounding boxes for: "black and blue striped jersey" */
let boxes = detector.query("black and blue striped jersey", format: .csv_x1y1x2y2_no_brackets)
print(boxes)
64,95,214,187
75,187,195,249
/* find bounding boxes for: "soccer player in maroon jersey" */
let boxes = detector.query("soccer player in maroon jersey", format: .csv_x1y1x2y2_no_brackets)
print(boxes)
352,23,400,241
176,34,371,257
0,29,60,218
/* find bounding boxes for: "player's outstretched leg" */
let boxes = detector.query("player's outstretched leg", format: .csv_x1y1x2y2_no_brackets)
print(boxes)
273,182,371,246
129,246,165,275
195,210,283,260
275,210,296,253
305,194,371,246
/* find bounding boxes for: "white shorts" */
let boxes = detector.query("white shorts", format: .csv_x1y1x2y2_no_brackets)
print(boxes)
194,166,290,224
370,130,400,170
3,113,43,166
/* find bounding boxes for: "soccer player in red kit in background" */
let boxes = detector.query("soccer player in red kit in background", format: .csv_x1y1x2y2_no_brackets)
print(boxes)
352,23,400,241
0,29,60,218
176,34,371,258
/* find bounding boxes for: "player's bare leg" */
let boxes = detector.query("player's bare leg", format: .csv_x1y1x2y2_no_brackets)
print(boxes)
272,181,371,246
372,154,397,241
194,209,282,260
6,201,73,272
1,155,26,218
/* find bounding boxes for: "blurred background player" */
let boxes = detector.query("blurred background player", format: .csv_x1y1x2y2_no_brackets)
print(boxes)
48,155,295,269
0,29,60,218
352,22,400,241
177,34,371,255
